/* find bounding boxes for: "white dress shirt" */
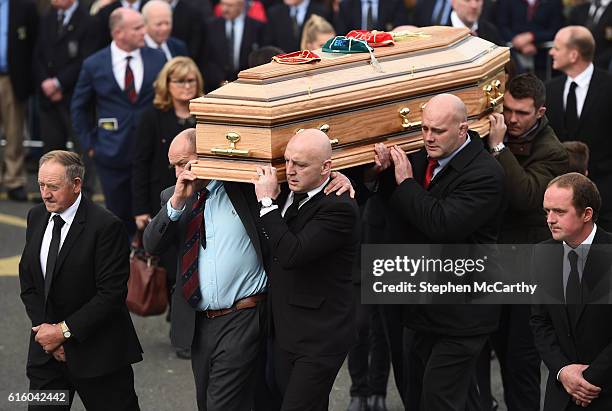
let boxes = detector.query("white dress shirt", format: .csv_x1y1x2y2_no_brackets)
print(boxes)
111,41,144,94
144,33,172,61
291,0,310,28
360,0,378,30
563,63,594,118
225,12,245,71
450,10,478,34
40,194,82,277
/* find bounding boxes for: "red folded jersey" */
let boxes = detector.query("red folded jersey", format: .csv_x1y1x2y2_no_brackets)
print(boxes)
272,50,321,64
346,30,395,47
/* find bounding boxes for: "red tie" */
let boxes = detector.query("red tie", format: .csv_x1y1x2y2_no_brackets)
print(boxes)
124,56,138,103
180,189,208,308
423,158,438,189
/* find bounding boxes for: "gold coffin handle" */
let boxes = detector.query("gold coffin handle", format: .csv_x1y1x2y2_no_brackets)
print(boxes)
484,79,504,108
297,124,338,145
211,132,250,156
399,107,422,129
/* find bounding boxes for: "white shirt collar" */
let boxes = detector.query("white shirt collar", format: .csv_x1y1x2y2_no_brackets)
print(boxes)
291,0,310,26
169,0,179,8
563,223,597,250
433,134,471,176
144,33,171,60
110,40,142,63
450,10,478,33
59,1,79,25
50,193,82,226
286,176,331,210
566,63,594,90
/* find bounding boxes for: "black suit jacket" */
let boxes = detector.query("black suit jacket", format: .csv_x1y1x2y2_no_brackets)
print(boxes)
531,228,612,411
6,0,38,101
143,183,266,349
376,133,505,335
19,197,143,378
335,0,408,35
202,16,264,92
171,0,204,60
264,1,331,52
259,186,360,356
546,68,612,182
33,3,97,107
131,107,192,217
95,0,149,49
411,0,451,27
570,3,612,70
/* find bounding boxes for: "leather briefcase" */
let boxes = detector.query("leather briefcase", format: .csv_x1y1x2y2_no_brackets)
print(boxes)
127,230,168,316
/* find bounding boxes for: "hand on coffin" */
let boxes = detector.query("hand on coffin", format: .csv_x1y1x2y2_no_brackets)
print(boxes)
325,171,355,198
389,145,413,185
32,323,65,353
253,166,280,201
171,159,199,210
559,364,601,405
364,143,392,181
487,113,507,148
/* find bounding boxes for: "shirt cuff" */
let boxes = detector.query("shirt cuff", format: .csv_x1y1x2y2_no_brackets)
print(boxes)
53,77,62,91
259,205,279,217
166,200,185,221
557,365,568,381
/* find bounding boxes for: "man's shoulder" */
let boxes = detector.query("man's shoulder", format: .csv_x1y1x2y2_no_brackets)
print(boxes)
161,186,175,202
83,47,109,67
141,46,166,65
85,197,124,226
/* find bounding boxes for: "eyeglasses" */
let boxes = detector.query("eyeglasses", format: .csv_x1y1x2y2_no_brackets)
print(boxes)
170,79,197,87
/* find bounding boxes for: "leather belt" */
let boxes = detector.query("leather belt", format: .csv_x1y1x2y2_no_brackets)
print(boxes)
199,294,266,319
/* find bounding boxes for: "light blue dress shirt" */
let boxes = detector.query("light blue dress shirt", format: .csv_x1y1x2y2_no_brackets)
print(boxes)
361,0,379,30
0,0,9,73
167,180,267,311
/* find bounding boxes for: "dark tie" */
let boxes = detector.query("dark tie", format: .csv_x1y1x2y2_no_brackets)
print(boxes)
366,0,374,30
566,250,581,322
228,20,236,72
565,81,578,137
44,215,65,300
124,55,138,104
587,0,602,28
432,0,448,25
290,8,299,40
181,189,208,308
423,158,439,189
284,192,309,223
57,11,64,36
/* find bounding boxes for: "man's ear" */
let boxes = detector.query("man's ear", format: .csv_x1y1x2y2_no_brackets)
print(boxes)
321,160,332,175
583,207,594,223
73,177,82,194
536,106,546,119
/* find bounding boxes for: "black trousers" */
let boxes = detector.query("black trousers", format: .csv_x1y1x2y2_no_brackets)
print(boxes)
26,359,139,411
379,304,411,406
408,332,487,411
347,285,390,397
490,305,541,411
191,302,266,411
273,342,346,411
94,163,135,237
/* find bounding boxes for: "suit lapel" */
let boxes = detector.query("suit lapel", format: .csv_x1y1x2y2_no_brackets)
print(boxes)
578,70,601,133
104,47,127,99
575,229,612,322
52,197,87,282
139,48,154,104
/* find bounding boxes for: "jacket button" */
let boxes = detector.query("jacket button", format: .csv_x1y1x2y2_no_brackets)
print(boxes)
273,257,278,262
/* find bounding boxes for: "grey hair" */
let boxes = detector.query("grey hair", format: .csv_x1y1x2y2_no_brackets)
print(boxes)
39,150,85,182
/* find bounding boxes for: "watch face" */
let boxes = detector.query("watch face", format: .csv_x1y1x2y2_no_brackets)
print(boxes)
261,198,272,207
64,331,71,338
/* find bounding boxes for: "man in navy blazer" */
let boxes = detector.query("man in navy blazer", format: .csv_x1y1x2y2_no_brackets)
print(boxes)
71,7,166,235
142,0,188,61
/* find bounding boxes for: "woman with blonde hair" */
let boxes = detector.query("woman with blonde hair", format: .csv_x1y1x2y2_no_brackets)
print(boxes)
300,14,336,51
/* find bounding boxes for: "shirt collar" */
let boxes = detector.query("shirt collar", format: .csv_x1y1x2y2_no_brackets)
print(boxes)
563,224,597,262
290,176,331,204
292,0,310,16
110,41,141,65
206,179,224,195
450,10,478,32
566,63,594,90
169,0,179,8
61,1,79,23
144,33,164,48
50,193,82,226
435,134,471,170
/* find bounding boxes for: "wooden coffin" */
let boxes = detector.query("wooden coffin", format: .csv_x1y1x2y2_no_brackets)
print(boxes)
190,26,510,182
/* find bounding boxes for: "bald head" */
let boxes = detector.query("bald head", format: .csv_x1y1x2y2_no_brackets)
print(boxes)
284,129,333,193
421,94,469,159
168,129,197,178
110,8,146,51
564,26,595,62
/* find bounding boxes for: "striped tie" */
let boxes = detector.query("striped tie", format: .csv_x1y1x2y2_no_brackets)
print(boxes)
124,55,138,103
180,189,208,308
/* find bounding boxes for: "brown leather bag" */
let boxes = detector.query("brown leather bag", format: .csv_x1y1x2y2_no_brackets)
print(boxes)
126,230,168,316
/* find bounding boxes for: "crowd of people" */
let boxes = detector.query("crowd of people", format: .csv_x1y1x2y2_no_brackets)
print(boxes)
3,0,612,410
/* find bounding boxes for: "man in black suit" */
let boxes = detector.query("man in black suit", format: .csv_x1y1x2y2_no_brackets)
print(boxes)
19,150,142,410
569,0,612,70
0,0,37,201
368,93,506,410
449,0,502,45
334,0,408,36
202,0,264,92
531,172,612,411
169,0,206,60
252,128,360,411
264,0,330,53
547,26,612,232
33,0,98,198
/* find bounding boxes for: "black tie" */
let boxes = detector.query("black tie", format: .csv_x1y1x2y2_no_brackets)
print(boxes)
228,20,236,72
433,0,448,25
565,81,579,137
284,192,308,223
587,0,602,28
366,0,374,30
45,215,65,300
290,8,299,40
566,250,581,322
57,11,64,36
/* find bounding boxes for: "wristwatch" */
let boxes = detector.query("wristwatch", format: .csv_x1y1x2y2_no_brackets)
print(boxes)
59,321,71,339
260,197,274,208
490,142,506,155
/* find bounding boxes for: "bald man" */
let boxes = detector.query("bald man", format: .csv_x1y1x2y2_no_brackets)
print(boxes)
71,7,165,236
546,25,612,232
254,129,360,411
367,94,505,410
